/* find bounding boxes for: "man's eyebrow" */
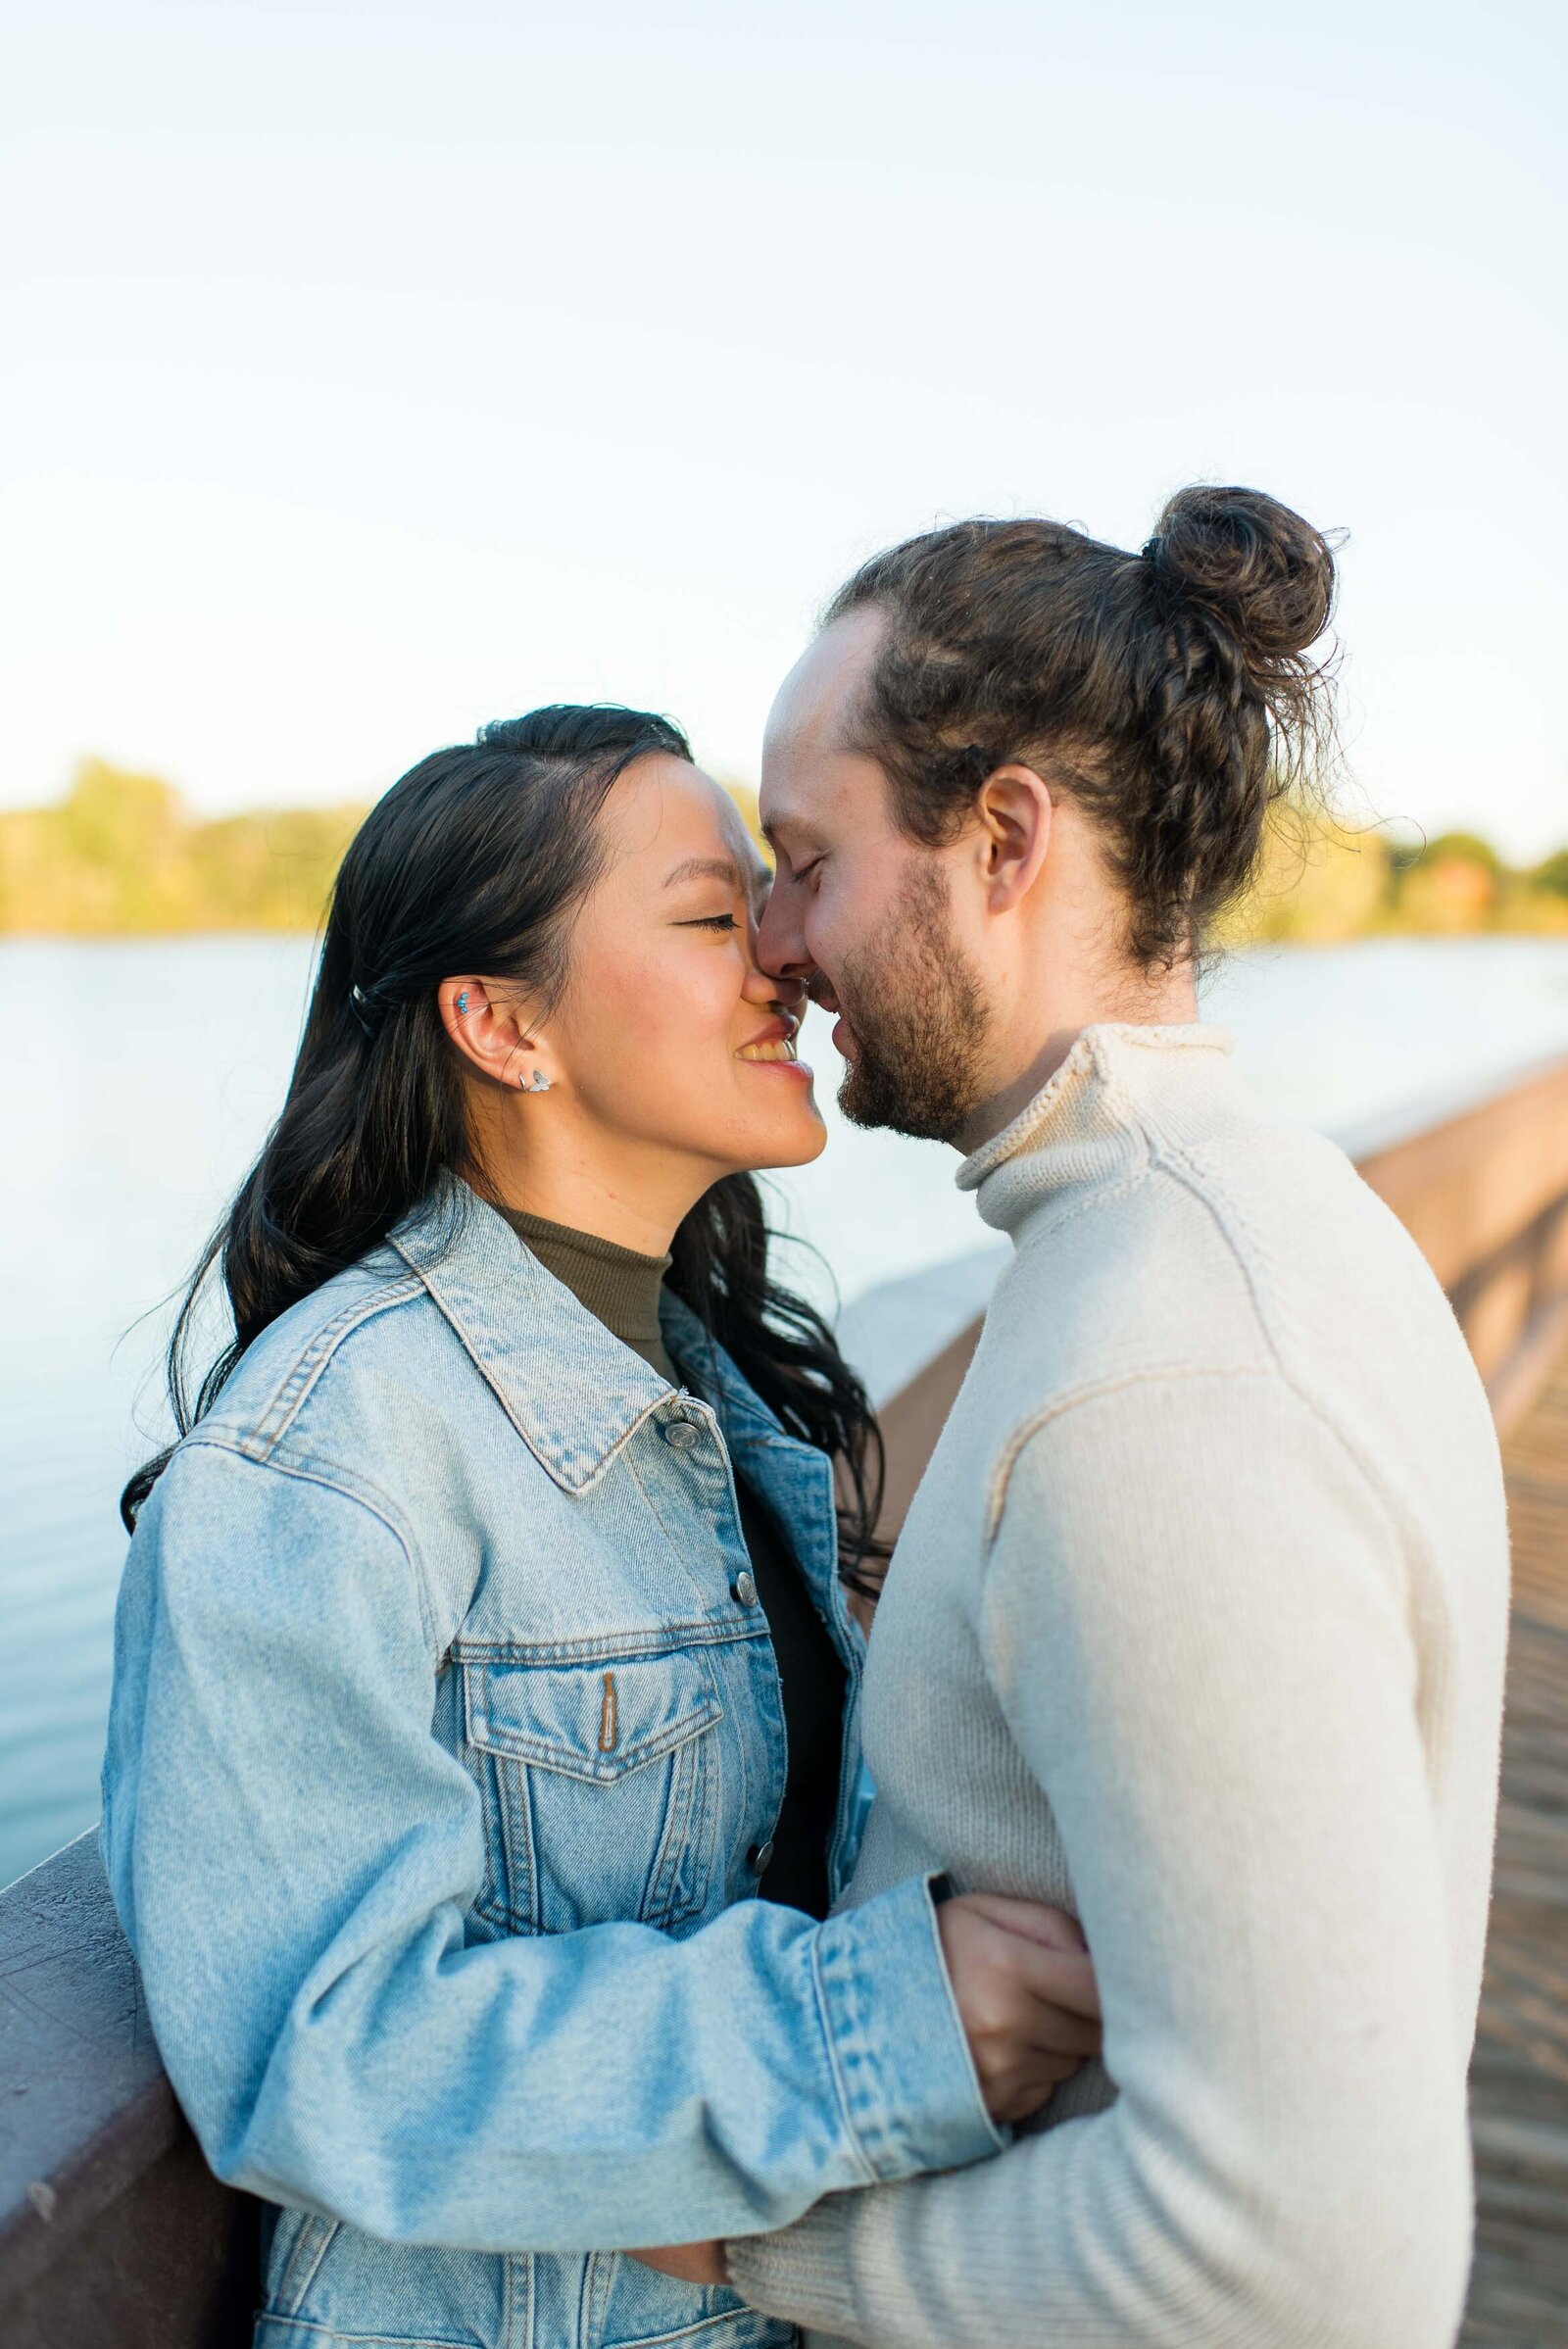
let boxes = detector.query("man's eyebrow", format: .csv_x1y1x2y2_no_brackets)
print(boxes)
662,855,745,890
760,808,808,847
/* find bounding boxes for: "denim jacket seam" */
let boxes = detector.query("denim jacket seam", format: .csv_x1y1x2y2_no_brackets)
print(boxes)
179,1434,440,1660
276,2213,340,2318
622,1439,746,1612
244,1275,427,1455
502,2248,529,2349
450,1622,770,1665
256,2324,482,2348
610,2308,771,2346
807,1929,881,2189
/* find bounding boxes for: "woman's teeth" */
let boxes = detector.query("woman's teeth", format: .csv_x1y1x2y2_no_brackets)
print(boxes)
737,1039,798,1062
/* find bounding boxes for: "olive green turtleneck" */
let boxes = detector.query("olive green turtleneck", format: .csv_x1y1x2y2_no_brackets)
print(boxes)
496,1204,845,1921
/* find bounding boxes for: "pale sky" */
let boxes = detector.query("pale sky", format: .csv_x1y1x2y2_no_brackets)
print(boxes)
4,0,1565,857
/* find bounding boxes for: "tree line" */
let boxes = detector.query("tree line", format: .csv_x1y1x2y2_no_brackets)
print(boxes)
1221,807,1568,946
1,759,1565,943
0,760,366,935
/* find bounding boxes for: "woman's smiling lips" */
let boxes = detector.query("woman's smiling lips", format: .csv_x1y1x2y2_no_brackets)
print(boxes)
735,1014,812,1079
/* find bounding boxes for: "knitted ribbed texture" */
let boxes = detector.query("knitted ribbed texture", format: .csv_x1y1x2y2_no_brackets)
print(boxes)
727,1021,1510,2349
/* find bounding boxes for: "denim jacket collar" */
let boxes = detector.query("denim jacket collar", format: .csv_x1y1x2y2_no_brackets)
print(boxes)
386,1173,789,1493
388,1174,669,1493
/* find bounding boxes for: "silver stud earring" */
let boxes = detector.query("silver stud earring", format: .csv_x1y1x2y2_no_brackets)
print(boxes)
524,1070,551,1093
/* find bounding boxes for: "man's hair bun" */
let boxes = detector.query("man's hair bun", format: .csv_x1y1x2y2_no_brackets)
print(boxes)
824,482,1343,970
1145,484,1337,665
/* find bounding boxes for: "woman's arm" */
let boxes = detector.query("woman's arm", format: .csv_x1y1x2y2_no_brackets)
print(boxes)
103,1437,1018,2254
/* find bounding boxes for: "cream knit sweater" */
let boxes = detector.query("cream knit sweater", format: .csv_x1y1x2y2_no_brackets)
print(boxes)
728,1023,1509,2349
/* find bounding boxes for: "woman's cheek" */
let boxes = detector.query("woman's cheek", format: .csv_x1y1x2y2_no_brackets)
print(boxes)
683,942,749,1030
572,942,743,1118
565,991,655,1109
623,962,726,1085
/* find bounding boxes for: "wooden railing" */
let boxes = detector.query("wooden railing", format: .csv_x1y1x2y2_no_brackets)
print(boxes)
1350,1054,1568,1434
0,1832,255,2347
3,1052,1566,2342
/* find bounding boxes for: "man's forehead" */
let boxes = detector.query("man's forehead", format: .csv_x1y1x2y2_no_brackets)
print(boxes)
765,607,885,763
711,791,771,894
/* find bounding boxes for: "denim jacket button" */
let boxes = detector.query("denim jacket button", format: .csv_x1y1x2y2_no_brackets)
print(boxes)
749,1839,774,1875
663,1420,700,1451
731,1569,759,1608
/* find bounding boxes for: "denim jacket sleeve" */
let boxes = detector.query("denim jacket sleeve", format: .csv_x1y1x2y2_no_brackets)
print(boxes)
102,1439,1000,2253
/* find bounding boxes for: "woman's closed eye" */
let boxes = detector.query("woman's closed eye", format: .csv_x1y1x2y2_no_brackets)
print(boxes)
679,912,741,933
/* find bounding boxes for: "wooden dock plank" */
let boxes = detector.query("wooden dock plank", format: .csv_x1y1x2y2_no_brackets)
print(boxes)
1463,1350,1568,2344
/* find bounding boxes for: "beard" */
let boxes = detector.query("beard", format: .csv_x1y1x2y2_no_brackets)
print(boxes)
830,860,993,1144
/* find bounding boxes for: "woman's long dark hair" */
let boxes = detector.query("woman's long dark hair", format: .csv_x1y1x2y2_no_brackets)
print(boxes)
122,706,887,1594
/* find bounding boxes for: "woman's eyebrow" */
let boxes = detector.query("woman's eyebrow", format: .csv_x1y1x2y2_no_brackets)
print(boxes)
662,855,745,891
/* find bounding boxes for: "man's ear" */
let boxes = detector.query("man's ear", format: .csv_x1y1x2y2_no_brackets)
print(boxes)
972,764,1053,911
438,977,553,1092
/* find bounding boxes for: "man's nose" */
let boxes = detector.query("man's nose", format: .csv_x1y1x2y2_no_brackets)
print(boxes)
756,882,814,989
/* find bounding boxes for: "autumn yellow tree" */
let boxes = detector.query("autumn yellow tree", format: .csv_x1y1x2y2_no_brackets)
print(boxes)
0,760,365,936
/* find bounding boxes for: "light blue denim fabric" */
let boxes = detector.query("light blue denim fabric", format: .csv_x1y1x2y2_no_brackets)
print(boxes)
101,1175,999,2349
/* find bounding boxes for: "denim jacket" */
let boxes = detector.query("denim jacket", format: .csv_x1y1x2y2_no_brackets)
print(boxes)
101,1175,999,2349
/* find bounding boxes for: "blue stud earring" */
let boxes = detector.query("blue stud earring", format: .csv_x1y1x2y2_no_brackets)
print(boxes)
525,1070,551,1093
456,991,469,1014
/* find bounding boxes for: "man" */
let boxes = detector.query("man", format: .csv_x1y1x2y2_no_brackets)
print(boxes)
719,490,1509,2345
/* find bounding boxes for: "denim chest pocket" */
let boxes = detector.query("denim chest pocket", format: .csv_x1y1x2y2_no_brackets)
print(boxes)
461,1648,725,1937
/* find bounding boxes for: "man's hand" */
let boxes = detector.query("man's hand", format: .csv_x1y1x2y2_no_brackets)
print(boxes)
627,2241,729,2284
937,1890,1102,2126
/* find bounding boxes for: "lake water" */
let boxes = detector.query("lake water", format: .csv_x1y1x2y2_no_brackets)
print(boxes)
5,930,1568,1889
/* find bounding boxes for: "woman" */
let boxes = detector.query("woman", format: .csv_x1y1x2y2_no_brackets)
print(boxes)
104,705,1101,2349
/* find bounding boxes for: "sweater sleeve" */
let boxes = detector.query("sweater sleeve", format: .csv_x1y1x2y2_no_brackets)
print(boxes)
726,1370,1476,2349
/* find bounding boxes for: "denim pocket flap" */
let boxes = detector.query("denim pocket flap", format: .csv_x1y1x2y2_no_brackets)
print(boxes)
465,1652,722,1783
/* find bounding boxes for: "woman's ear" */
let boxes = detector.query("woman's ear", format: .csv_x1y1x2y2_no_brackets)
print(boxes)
439,978,554,1092
971,764,1054,912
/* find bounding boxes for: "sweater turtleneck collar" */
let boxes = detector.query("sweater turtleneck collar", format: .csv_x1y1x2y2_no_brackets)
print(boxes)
956,1021,1239,1237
